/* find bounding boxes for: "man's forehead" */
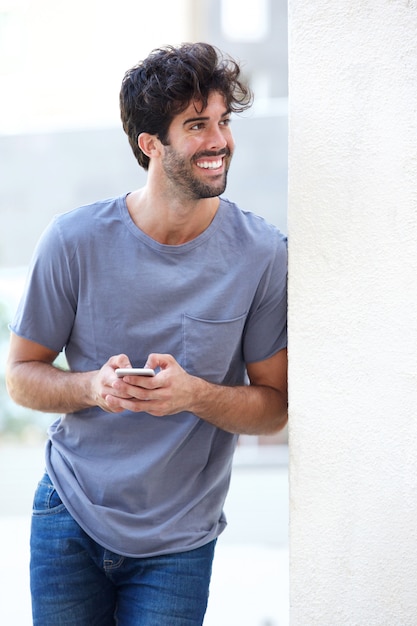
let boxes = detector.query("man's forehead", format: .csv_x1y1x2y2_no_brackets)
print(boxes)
179,93,229,119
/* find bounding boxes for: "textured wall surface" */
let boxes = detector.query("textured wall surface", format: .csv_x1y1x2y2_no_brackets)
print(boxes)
288,1,417,624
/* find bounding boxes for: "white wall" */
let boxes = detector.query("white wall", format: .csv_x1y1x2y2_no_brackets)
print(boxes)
288,2,417,624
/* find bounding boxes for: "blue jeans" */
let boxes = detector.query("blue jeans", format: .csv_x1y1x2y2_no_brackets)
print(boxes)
30,472,216,625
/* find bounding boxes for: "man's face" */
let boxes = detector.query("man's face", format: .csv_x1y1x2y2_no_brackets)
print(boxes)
160,92,235,200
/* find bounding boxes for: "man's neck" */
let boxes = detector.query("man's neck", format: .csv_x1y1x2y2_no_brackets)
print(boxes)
126,188,220,245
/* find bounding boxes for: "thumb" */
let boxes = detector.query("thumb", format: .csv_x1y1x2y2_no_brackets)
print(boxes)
144,353,175,371
109,354,132,369
143,353,158,370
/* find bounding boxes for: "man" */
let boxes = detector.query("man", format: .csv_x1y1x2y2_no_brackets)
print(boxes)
6,42,287,625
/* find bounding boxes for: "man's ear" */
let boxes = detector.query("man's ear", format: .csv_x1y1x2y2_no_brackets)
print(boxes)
138,132,161,159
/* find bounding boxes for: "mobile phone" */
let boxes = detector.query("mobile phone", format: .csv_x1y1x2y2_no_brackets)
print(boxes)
115,368,155,378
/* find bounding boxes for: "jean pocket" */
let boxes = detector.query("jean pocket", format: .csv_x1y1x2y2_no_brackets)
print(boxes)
183,312,247,383
32,472,66,515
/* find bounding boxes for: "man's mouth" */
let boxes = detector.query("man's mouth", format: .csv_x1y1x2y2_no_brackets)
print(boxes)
196,158,223,170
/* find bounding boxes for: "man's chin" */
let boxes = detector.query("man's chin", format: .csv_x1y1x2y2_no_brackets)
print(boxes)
197,176,228,199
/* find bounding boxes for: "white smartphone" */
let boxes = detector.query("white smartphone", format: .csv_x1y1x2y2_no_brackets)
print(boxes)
115,368,155,378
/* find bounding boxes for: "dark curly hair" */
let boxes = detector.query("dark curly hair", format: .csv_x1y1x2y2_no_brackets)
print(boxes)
120,42,253,170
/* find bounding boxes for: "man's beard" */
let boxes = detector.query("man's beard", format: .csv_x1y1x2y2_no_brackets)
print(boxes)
161,147,232,200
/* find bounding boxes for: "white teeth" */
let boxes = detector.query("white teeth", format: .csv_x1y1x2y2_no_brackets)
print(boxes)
197,159,223,169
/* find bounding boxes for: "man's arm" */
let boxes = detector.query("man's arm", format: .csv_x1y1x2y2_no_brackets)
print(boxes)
7,333,288,435
110,349,288,435
190,348,288,435
5,333,133,414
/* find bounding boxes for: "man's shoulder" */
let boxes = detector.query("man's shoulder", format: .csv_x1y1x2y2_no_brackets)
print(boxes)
56,195,123,225
48,196,125,247
219,197,287,250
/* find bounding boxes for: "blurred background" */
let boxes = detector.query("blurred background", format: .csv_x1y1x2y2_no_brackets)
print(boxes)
0,1,289,624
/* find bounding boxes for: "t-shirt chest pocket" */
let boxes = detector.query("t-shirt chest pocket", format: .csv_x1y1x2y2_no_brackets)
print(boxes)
182,312,247,383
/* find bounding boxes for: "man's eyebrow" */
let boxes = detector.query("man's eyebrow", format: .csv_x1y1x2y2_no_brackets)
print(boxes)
183,110,231,126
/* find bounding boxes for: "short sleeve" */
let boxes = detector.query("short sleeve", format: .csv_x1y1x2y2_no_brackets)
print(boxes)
10,217,78,353
242,232,287,363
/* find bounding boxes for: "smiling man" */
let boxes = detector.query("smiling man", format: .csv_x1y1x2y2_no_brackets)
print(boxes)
6,42,288,626
159,93,233,201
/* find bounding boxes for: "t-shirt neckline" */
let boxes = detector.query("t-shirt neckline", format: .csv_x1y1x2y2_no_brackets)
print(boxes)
119,194,225,253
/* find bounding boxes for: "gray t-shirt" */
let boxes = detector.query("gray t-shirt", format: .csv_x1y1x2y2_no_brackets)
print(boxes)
11,195,287,557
